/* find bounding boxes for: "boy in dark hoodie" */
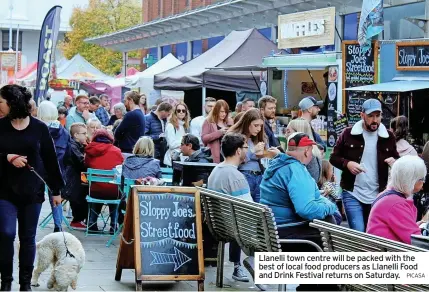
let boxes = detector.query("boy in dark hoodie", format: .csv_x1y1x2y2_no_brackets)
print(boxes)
64,123,89,230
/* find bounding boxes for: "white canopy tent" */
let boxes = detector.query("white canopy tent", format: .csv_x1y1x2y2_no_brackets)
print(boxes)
126,53,182,91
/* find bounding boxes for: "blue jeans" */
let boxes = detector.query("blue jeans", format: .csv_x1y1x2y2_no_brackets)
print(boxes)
241,171,263,203
49,195,62,230
342,190,372,232
0,200,42,282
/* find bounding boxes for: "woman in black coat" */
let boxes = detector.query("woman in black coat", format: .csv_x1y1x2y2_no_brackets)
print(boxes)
0,85,64,291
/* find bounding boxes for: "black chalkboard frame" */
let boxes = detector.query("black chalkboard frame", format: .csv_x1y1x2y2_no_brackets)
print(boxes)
115,186,205,291
134,186,204,283
396,41,429,71
342,40,379,114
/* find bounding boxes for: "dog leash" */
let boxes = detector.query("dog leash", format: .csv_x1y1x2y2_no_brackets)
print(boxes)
5,155,77,259
27,162,76,259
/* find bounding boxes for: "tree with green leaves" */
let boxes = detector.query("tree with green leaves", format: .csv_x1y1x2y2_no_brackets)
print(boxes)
59,0,141,75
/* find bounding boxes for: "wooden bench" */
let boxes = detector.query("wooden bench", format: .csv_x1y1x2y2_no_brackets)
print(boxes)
310,219,429,291
199,188,322,291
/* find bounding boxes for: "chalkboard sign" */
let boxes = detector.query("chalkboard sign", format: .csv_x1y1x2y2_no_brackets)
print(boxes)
342,41,378,126
115,186,204,291
396,42,429,71
334,116,349,136
139,192,198,276
346,96,366,126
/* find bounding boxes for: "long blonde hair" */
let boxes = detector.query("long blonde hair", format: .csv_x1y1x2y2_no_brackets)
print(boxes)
286,119,322,159
169,102,190,131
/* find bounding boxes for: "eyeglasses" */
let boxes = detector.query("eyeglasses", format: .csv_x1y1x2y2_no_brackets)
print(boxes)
176,109,186,114
77,132,87,136
78,101,90,105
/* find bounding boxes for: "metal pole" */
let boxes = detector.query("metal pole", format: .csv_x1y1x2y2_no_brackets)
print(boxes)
122,52,127,77
9,1,13,50
15,24,19,76
426,0,429,38
202,74,206,116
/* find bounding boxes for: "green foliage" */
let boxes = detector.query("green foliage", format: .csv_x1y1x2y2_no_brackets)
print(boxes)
59,0,141,75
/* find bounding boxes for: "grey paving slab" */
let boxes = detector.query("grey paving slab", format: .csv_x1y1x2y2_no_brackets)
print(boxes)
6,202,297,291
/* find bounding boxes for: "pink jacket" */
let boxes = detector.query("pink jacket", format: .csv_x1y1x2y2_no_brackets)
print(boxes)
367,190,421,244
201,120,224,163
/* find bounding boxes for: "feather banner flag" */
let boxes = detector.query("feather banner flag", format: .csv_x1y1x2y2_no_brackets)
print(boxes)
358,0,384,53
34,6,62,104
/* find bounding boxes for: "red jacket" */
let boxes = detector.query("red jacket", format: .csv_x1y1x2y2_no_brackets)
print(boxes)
85,142,124,199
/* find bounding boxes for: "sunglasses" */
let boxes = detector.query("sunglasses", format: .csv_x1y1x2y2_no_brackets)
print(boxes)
420,178,426,183
176,109,186,114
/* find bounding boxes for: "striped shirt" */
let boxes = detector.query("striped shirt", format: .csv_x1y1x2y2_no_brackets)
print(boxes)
207,162,253,201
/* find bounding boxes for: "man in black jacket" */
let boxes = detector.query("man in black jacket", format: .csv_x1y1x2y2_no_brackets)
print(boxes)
181,134,213,163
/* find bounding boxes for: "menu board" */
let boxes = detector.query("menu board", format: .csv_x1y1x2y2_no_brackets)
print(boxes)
342,41,378,126
115,186,204,290
138,192,199,276
334,115,348,136
396,42,429,71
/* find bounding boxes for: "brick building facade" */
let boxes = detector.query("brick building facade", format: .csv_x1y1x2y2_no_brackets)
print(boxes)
141,0,225,68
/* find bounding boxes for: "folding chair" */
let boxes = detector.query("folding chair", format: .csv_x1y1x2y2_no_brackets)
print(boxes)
106,178,135,247
161,167,173,185
39,186,72,230
85,168,122,236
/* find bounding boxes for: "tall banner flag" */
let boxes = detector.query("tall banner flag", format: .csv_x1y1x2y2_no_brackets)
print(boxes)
34,6,62,104
358,0,384,53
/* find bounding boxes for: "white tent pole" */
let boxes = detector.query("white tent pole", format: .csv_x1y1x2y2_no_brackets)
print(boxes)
15,24,19,77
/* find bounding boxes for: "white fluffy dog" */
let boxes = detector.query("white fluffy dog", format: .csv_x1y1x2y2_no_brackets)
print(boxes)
31,232,85,291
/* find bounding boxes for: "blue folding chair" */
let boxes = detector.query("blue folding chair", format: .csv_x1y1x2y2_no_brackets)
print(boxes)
39,186,72,230
161,167,173,185
85,168,122,237
106,177,135,247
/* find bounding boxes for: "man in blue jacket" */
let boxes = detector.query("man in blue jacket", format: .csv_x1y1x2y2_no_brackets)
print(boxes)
260,132,340,291
260,132,338,235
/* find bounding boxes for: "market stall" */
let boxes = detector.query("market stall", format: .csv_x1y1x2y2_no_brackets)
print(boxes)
346,39,429,152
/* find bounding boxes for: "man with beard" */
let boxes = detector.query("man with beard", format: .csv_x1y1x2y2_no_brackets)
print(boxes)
330,99,399,232
298,96,326,149
114,91,146,153
190,97,216,145
208,133,252,283
258,95,280,147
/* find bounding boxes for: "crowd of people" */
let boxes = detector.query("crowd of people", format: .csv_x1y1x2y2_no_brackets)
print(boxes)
0,83,429,291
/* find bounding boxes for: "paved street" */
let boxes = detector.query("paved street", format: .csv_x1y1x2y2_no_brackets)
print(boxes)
9,202,296,291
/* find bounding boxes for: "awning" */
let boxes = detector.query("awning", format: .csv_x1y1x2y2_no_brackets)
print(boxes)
346,80,429,92
262,52,340,70
84,0,368,52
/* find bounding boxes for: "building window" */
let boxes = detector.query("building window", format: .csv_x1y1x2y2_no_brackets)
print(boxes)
2,30,23,51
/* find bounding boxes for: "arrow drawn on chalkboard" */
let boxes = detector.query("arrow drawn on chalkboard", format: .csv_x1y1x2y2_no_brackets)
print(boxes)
150,247,191,271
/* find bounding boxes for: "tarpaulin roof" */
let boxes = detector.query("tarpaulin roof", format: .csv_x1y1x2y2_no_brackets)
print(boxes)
154,29,277,92
56,54,112,81
16,54,112,85
346,80,429,92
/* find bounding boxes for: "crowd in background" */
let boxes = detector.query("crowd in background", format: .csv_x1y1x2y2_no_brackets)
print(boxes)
1,84,429,291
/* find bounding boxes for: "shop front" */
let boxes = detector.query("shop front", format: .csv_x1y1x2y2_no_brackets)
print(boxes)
260,7,342,151
346,39,429,152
